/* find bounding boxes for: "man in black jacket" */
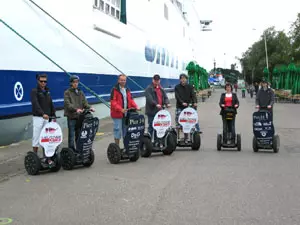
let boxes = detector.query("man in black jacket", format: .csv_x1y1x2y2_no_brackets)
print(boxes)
30,73,56,153
145,74,170,136
175,74,198,140
256,79,275,120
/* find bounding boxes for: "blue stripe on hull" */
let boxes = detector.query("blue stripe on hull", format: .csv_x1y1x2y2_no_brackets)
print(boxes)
0,70,177,117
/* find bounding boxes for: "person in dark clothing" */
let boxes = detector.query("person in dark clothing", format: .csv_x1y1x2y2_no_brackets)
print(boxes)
64,75,95,150
175,73,199,140
254,82,259,95
219,83,239,141
145,74,170,136
30,73,56,153
256,79,275,120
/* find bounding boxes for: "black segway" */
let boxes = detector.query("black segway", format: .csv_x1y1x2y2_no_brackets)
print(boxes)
175,104,201,150
217,107,241,151
61,109,99,170
252,108,279,153
107,108,145,164
141,106,177,157
24,116,62,175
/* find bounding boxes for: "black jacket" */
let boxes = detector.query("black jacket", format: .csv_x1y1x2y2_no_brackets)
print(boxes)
30,86,55,117
256,88,275,108
175,83,197,109
145,83,170,116
219,92,239,115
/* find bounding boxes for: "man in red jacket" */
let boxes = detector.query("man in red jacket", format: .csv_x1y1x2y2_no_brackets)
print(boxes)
110,74,139,146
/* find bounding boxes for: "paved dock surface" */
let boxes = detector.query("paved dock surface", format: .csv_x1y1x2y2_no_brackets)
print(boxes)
1,89,300,225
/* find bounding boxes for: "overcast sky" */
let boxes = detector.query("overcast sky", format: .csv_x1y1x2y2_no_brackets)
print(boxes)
194,0,300,72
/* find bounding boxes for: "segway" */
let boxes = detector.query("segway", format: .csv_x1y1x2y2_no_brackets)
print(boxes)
252,108,279,153
24,116,62,175
176,105,201,150
141,106,177,157
217,107,241,151
107,108,145,164
61,109,99,170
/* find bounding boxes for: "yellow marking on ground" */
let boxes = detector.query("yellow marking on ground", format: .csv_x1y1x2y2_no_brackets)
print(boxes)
96,132,104,136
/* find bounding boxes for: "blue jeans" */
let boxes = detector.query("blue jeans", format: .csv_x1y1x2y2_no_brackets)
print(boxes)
67,119,79,149
113,118,126,140
147,115,154,136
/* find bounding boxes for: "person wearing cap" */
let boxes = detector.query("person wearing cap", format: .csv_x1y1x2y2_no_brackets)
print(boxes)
64,75,95,150
145,74,171,136
31,73,56,154
110,74,139,146
256,79,275,120
175,74,199,140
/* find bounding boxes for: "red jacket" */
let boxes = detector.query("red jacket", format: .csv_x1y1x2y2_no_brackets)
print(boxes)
110,84,138,118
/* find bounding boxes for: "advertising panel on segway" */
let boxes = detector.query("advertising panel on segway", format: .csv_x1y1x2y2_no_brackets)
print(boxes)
61,109,99,170
24,116,62,175
176,105,201,150
141,106,177,157
252,109,279,153
107,108,145,164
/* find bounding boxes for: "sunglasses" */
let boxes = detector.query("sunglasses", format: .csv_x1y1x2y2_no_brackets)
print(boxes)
39,80,47,83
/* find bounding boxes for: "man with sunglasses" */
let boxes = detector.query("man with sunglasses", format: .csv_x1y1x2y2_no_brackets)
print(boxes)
64,75,95,150
30,73,56,153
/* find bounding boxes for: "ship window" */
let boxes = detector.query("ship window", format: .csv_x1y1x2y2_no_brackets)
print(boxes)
161,48,166,65
164,4,168,20
94,0,121,20
171,55,174,68
165,50,169,66
111,7,115,17
100,0,104,10
156,47,161,64
105,3,110,14
145,41,156,63
94,0,99,8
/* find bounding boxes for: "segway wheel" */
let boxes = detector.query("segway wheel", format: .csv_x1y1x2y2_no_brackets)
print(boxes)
237,134,241,151
50,151,62,172
163,132,177,155
83,149,95,167
107,143,121,164
252,136,258,152
140,136,152,157
217,134,222,151
61,148,75,170
129,151,140,162
273,134,280,153
24,152,41,175
191,132,201,151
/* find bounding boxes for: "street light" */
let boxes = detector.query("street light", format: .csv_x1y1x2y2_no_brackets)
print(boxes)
253,28,269,70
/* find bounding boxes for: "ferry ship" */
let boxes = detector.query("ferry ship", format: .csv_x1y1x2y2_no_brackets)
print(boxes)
0,0,203,146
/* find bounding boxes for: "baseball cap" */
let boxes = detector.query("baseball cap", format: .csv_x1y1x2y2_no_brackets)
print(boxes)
153,74,160,80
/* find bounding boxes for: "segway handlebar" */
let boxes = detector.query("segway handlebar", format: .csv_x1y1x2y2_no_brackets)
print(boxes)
49,116,61,119
127,108,141,113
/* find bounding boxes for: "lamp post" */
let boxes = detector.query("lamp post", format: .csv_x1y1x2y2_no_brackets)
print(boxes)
253,28,269,70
